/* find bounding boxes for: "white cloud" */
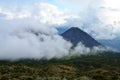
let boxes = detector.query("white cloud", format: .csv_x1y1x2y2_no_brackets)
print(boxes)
0,0,120,41
0,25,72,60
34,3,79,25
0,8,31,20
0,8,15,20
103,0,120,9
0,0,118,60
70,42,109,56
97,0,120,36
60,0,120,40
0,2,79,25
84,23,116,40
71,42,90,55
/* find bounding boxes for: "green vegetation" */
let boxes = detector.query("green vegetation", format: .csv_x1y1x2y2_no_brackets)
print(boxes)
0,52,120,80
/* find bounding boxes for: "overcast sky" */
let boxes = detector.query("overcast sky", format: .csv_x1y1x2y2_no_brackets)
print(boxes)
0,0,120,40
0,0,119,60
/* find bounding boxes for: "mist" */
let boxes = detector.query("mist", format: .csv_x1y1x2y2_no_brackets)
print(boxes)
0,0,114,60
0,25,71,60
0,23,110,60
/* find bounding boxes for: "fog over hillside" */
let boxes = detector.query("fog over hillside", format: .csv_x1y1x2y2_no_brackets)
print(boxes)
0,0,119,60
0,25,109,60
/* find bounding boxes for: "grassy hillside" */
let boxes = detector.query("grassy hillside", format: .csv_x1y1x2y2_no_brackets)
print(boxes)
0,52,120,80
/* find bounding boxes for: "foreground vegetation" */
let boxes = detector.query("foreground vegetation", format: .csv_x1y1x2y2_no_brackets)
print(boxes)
0,52,120,80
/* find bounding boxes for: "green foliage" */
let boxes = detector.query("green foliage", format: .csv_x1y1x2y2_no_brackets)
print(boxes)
0,52,120,80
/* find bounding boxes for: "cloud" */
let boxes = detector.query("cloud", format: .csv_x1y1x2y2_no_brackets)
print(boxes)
70,42,110,56
0,27,108,60
103,0,120,9
0,25,73,60
71,42,90,55
0,2,79,26
0,0,119,60
1,0,120,40
34,3,79,25
98,7,120,34
0,22,108,60
84,23,116,40
0,7,31,20
54,0,120,40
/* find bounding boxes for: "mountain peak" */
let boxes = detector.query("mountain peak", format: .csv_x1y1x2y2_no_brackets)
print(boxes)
61,27,101,48
69,27,80,30
67,27,83,32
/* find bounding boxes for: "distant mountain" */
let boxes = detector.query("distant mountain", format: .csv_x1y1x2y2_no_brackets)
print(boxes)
61,27,101,48
99,38,120,52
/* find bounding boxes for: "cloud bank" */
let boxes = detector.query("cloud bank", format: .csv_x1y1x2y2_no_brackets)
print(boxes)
0,25,109,60
0,25,72,60
54,0,120,40
0,0,120,40
0,0,117,60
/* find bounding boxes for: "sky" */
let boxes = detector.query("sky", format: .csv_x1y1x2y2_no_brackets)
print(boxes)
0,0,119,60
0,0,120,40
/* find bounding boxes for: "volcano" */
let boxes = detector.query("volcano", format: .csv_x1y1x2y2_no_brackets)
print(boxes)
61,27,101,48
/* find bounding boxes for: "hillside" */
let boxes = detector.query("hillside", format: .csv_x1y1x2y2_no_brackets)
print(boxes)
0,52,120,80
